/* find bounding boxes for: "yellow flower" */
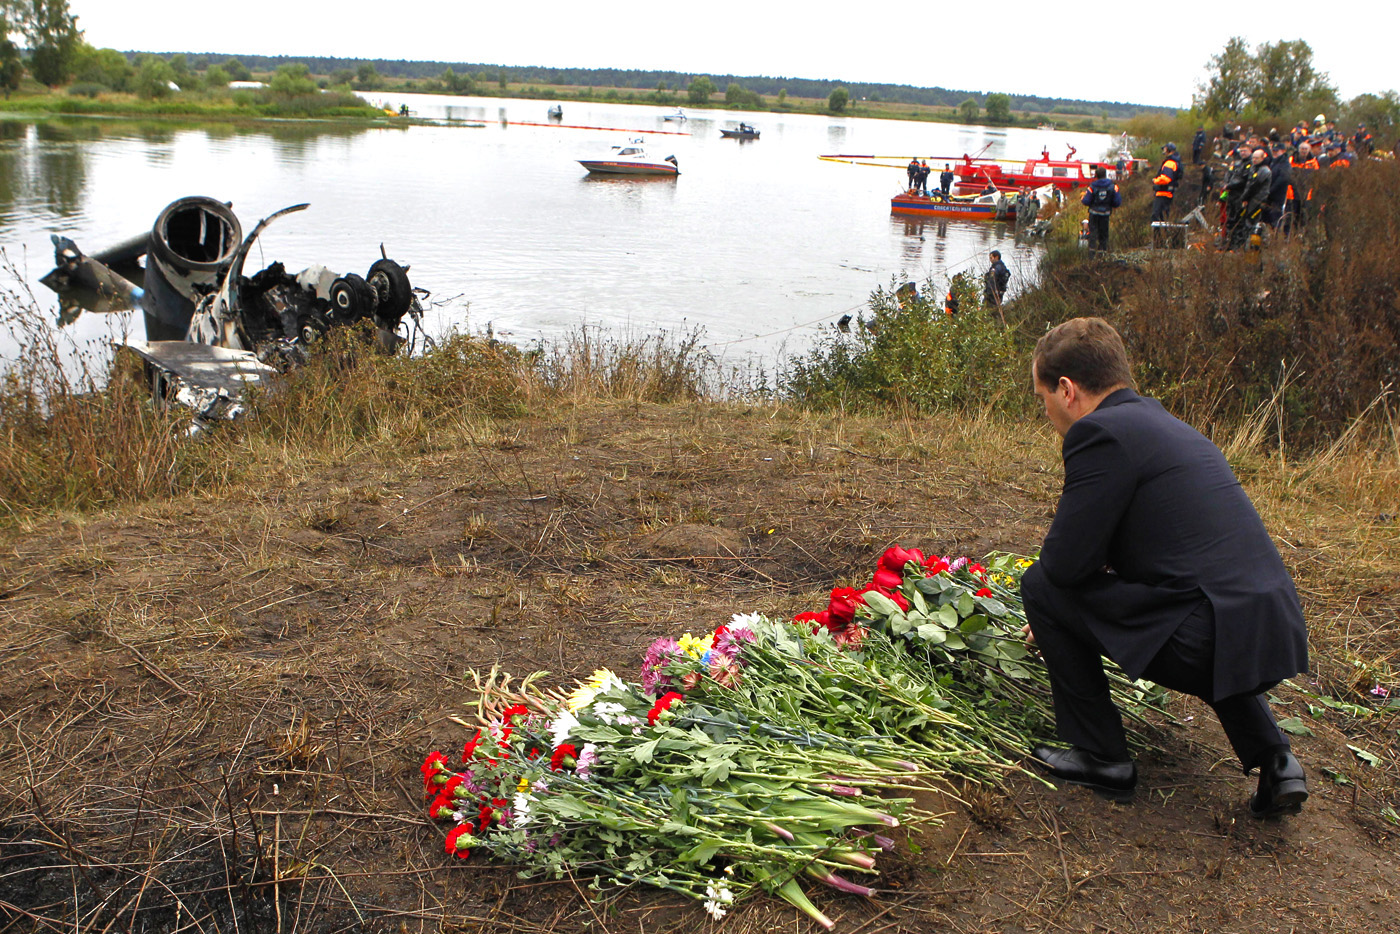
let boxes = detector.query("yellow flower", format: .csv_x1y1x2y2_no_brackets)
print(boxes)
677,633,714,659
566,668,624,712
1015,558,1033,569
517,776,530,793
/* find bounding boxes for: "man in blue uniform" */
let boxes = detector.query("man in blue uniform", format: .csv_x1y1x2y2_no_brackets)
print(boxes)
940,164,954,197
1023,317,1309,818
1150,143,1181,222
1191,127,1206,164
1080,167,1121,252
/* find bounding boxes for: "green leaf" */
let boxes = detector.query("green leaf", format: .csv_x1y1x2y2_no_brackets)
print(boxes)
997,640,1030,660
937,604,959,628
889,612,913,635
915,624,947,644
679,839,724,865
702,758,733,785
862,591,901,616
1276,717,1314,737
959,613,988,634
955,593,975,617
998,660,1031,679
1348,744,1384,767
975,596,1008,616
943,632,966,651
915,577,946,596
911,588,929,614
632,739,659,764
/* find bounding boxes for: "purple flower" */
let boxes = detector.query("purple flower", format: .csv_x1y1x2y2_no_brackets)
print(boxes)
641,637,683,697
713,627,757,662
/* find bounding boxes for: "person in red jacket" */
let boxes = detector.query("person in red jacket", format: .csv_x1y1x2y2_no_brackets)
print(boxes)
1150,142,1181,223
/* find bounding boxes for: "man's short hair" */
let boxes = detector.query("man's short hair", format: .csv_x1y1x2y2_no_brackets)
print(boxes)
1033,318,1134,393
990,250,1001,259
1095,165,1107,178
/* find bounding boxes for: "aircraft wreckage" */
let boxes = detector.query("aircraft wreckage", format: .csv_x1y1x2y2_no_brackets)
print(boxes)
41,196,426,424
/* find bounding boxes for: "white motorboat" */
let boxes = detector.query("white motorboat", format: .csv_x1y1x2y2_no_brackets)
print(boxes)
662,109,687,122
578,140,680,176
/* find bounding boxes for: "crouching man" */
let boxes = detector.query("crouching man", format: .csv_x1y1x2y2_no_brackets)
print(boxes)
1022,317,1309,817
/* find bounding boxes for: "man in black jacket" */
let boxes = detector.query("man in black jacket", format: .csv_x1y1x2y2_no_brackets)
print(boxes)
1080,167,1121,252
1231,149,1272,249
1023,318,1309,817
983,250,1010,306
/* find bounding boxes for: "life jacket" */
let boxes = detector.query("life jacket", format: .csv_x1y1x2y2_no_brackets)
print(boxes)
1153,158,1179,196
1286,156,1319,201
1086,179,1118,215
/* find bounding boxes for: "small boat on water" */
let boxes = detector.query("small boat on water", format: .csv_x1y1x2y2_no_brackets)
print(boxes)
719,122,759,140
662,108,687,122
578,140,680,177
952,145,1128,193
547,104,563,119
891,182,1053,221
1036,122,1055,131
891,189,1017,220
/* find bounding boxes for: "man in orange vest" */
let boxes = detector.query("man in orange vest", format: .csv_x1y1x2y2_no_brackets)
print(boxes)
1151,143,1181,223
1284,142,1319,233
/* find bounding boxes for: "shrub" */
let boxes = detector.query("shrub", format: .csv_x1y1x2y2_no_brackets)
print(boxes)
782,276,1030,414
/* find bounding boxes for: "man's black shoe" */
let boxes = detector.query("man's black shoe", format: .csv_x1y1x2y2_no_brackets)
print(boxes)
1249,749,1308,818
1031,744,1137,802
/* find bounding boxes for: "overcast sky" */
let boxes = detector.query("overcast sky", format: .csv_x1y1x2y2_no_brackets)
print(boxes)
69,1,1395,111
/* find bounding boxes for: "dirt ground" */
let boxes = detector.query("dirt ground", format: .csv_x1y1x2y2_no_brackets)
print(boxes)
1,401,1396,933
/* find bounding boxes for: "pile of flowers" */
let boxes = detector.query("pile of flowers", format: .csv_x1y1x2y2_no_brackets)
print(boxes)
420,546,1169,927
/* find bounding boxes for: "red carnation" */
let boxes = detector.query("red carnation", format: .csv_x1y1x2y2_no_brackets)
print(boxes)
429,792,456,820
923,555,950,575
975,587,992,598
445,824,474,859
793,610,831,634
421,751,450,791
501,704,529,722
647,691,685,725
550,743,579,772
968,563,987,579
461,730,483,763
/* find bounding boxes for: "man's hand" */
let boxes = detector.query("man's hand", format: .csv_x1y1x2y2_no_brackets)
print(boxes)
1021,623,1036,645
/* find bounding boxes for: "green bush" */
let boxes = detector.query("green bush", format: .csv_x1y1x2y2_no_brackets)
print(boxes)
782,276,1030,414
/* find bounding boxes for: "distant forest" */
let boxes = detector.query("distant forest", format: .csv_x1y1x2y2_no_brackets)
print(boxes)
146,52,1171,118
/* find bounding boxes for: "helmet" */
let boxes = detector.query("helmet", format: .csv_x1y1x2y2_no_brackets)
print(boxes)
1315,113,1326,124
1163,142,1178,153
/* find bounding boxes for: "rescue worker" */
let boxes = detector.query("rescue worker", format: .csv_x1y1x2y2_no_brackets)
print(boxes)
944,285,959,316
1229,149,1271,250
1328,143,1351,169
940,164,954,197
983,250,1011,306
1151,142,1182,223
919,160,932,194
1284,141,1319,232
1081,166,1121,253
1263,142,1291,229
1192,127,1206,164
907,158,920,190
1219,144,1254,248
1354,125,1373,156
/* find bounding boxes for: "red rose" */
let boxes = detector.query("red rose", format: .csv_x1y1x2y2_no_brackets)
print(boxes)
975,587,992,598
879,545,925,574
871,567,903,591
827,587,866,626
923,555,950,575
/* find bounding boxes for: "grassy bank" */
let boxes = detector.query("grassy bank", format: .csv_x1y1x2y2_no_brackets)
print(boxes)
0,295,1395,931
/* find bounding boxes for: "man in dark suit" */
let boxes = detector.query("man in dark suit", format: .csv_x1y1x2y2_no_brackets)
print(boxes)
1022,317,1309,817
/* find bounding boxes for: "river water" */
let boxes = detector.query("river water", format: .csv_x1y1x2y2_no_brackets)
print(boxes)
0,95,1111,367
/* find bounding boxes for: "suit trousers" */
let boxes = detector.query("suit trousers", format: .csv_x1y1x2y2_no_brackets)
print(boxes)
1022,566,1287,770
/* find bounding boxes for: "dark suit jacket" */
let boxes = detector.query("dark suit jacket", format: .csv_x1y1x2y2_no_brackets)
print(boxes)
1038,388,1308,700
